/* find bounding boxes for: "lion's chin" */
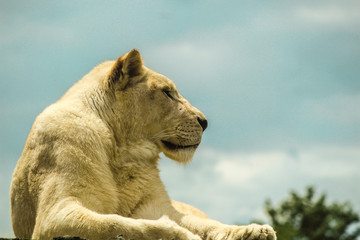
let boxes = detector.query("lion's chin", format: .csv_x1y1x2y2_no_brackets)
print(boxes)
161,141,198,165
163,149,196,165
160,139,202,164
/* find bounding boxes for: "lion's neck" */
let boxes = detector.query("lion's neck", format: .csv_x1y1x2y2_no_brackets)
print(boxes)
85,88,161,165
115,141,160,164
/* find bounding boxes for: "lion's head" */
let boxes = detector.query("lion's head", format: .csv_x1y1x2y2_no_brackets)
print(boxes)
102,49,207,164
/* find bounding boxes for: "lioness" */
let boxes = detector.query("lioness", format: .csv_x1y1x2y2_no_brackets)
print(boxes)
10,49,276,240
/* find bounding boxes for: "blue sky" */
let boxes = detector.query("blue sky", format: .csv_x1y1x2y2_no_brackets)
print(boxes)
1,0,360,237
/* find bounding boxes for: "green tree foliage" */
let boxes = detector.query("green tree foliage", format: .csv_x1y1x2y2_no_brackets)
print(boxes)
265,186,360,240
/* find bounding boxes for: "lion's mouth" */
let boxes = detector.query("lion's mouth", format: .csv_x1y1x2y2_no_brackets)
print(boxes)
161,140,199,150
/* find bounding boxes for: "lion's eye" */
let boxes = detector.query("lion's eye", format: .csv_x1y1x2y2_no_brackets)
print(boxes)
163,89,175,100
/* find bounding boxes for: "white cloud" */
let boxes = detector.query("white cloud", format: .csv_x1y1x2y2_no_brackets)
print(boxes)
307,94,360,125
0,21,75,46
212,146,360,185
145,32,235,84
295,5,360,26
214,151,287,188
161,145,360,224
298,146,360,178
249,2,360,35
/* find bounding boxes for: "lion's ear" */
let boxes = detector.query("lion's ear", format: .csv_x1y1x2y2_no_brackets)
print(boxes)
107,49,144,90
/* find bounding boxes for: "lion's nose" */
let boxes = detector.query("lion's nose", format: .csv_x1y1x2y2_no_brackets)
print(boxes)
197,117,208,132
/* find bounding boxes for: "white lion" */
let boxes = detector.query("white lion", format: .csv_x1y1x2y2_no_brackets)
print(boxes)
10,49,276,240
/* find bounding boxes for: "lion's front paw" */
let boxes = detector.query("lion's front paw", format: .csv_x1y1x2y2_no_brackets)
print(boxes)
229,223,276,240
137,217,201,240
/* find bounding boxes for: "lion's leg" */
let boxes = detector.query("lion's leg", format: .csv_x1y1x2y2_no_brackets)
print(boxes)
167,204,277,240
171,200,209,219
32,198,200,240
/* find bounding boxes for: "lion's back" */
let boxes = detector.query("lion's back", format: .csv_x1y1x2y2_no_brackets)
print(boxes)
10,100,107,237
10,106,65,238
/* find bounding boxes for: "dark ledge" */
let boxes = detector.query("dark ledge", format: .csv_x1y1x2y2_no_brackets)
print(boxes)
0,237,126,240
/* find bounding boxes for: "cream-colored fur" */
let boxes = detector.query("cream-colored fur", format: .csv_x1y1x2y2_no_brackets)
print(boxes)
10,49,276,240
